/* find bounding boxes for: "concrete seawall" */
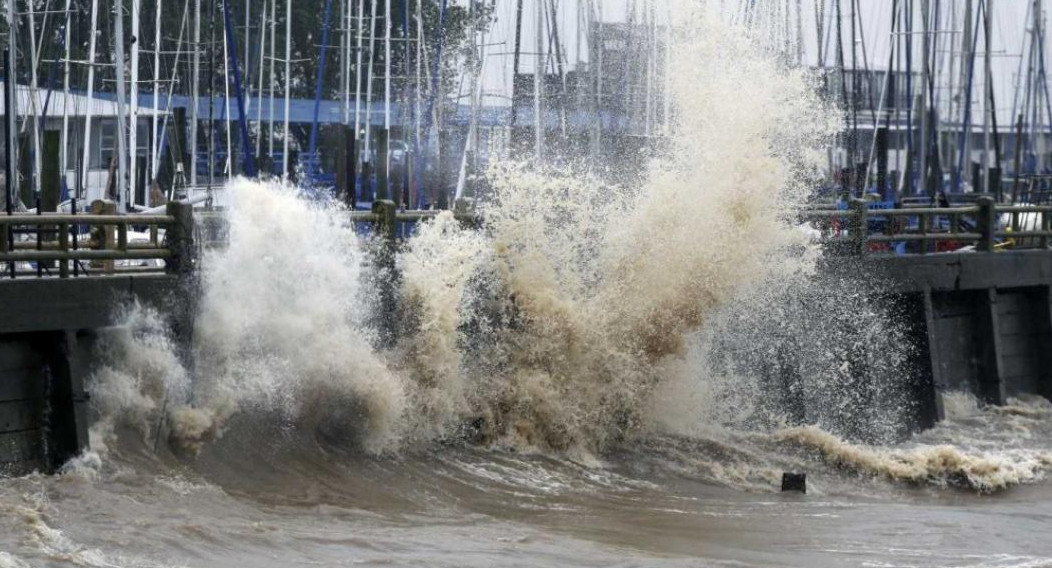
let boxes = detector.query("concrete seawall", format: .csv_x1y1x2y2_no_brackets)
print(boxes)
2,250,1052,471
0,275,182,474
836,250,1052,426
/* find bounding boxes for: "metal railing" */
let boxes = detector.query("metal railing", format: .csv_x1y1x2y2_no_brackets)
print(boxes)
1,201,194,279
801,197,1052,255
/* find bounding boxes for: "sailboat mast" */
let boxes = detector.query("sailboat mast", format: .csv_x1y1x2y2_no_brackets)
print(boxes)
282,0,290,178
61,0,72,178
191,0,202,186
384,0,391,132
983,0,992,194
919,0,929,196
152,0,163,186
115,0,131,210
6,0,19,204
268,0,275,164
255,1,266,162
354,0,365,140
364,0,377,175
130,0,141,205
510,0,523,130
663,0,671,135
340,0,348,126
81,0,100,198
534,0,543,161
27,0,42,199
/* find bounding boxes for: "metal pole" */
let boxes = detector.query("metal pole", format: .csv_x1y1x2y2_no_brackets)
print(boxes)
131,0,141,206
255,0,266,162
81,0,99,199
282,0,290,179
268,0,275,165
4,47,15,216
191,0,201,186
307,0,336,173
152,0,163,187
115,0,130,211
26,0,41,198
61,0,71,181
534,0,543,161
384,0,391,132
364,0,378,175
222,0,258,177
919,0,930,196
983,0,992,195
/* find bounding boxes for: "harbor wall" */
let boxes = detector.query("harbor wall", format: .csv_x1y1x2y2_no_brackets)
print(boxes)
3,251,1052,471
0,275,182,474
841,250,1052,426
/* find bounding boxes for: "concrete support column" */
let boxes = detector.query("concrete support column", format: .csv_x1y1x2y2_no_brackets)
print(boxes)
1044,286,1052,400
923,288,946,422
34,330,90,471
978,289,1006,405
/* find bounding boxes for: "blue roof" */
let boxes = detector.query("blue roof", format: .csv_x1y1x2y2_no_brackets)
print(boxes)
83,90,642,131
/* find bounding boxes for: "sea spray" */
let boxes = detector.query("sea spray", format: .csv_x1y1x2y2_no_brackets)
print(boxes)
83,5,839,459
182,179,407,453
389,6,838,452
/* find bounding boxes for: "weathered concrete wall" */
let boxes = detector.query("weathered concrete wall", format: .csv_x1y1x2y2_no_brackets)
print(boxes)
837,251,1052,425
0,274,183,473
0,275,182,334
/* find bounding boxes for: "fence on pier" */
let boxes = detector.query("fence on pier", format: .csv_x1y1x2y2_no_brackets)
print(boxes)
802,197,1052,255
4,197,1052,280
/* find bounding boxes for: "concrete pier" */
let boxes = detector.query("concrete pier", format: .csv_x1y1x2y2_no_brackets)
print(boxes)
861,250,1052,423
2,202,1052,471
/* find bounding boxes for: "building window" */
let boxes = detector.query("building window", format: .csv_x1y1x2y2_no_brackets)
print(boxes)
98,120,115,169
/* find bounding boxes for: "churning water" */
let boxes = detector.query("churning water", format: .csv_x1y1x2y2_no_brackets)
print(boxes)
4,5,1052,567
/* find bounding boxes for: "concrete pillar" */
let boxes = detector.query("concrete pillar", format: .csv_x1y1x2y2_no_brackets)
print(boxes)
34,330,90,471
923,288,946,422
1044,286,1052,400
978,289,1007,405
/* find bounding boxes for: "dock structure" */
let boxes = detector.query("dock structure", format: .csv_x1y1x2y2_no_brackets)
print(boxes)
2,200,1052,471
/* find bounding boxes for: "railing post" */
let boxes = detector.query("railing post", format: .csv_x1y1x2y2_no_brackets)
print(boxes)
1041,209,1050,250
371,199,397,347
372,199,397,243
58,223,69,278
849,198,868,256
453,197,478,230
977,196,996,253
91,199,117,272
165,201,196,275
